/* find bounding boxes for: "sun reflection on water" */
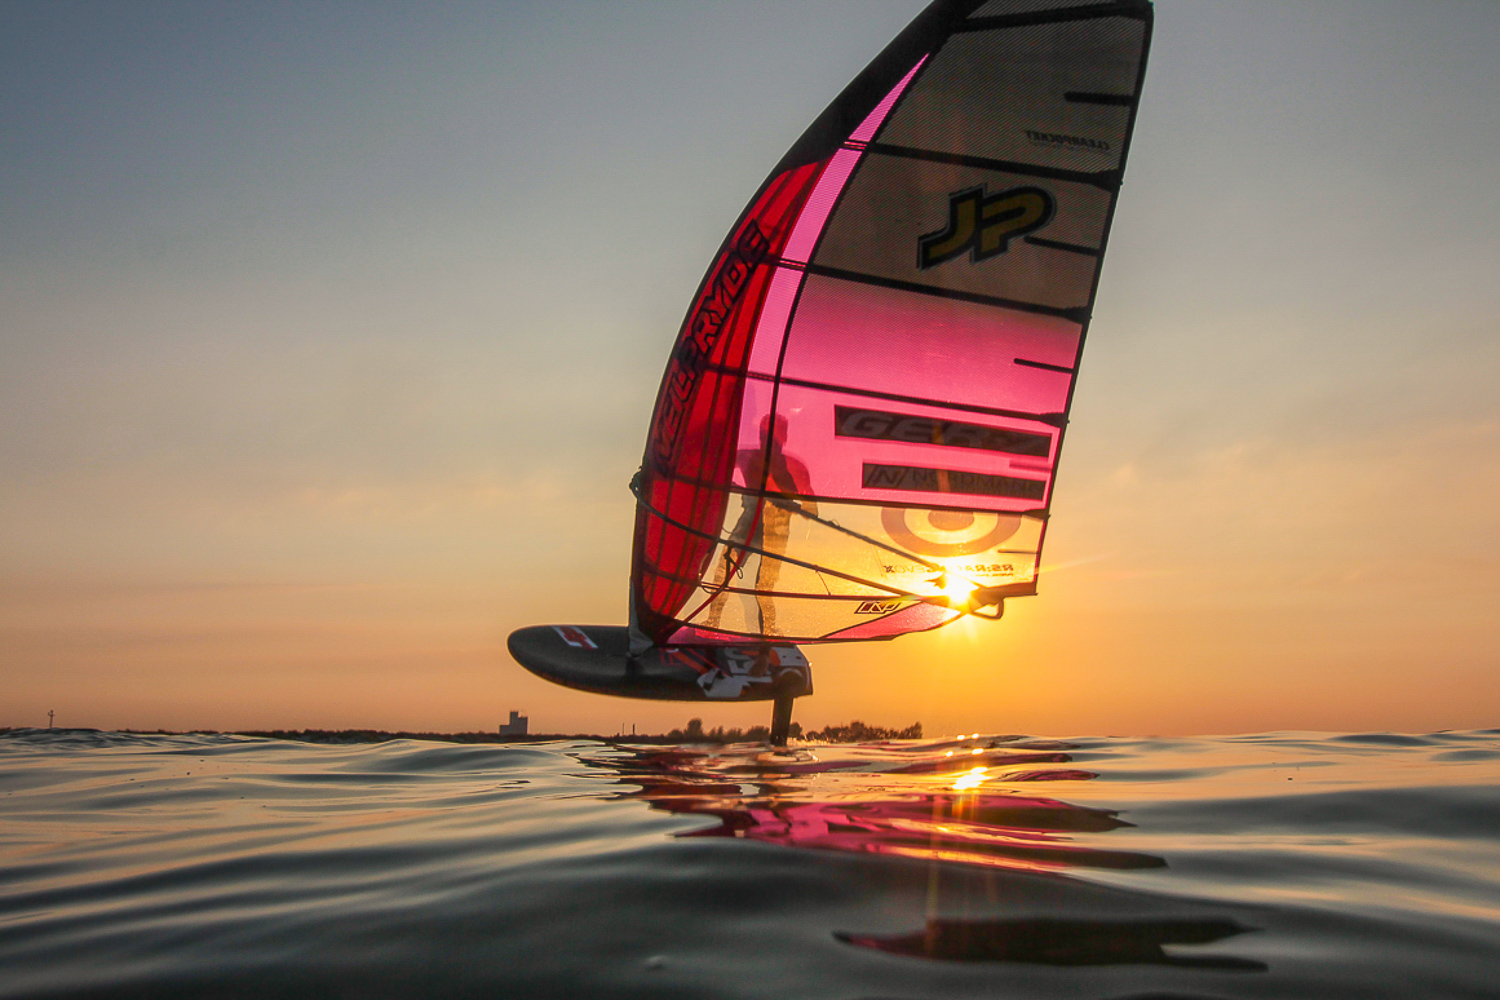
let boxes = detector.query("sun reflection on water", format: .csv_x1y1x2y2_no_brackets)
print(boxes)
953,766,988,791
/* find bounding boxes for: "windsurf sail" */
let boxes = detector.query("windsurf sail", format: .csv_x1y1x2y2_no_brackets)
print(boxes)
631,0,1152,646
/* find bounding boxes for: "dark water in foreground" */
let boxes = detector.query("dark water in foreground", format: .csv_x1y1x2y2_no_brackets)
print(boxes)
3,729,1499,999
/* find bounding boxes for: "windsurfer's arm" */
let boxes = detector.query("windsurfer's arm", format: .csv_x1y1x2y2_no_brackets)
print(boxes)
728,493,759,541
766,494,818,520
782,456,817,517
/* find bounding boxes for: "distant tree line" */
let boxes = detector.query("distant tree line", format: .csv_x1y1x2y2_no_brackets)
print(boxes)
664,718,921,743
805,720,922,742
664,718,794,743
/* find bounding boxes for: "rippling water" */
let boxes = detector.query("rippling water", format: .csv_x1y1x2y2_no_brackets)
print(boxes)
3,728,1498,998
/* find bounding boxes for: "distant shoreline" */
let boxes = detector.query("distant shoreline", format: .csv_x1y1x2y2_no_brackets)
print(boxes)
232,729,704,745
1,720,923,745
0,727,713,745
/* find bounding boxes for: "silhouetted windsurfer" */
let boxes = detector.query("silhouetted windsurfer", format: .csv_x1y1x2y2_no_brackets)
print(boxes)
706,414,816,635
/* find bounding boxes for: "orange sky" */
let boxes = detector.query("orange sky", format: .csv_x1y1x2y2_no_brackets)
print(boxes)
3,1,1498,736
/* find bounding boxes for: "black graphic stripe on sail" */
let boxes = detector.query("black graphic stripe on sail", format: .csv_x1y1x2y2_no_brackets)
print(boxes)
958,2,1150,34
862,463,1047,501
1024,235,1100,256
1065,90,1137,106
834,406,1053,457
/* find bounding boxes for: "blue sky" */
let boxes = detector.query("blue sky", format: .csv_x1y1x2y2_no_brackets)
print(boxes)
3,1,1498,735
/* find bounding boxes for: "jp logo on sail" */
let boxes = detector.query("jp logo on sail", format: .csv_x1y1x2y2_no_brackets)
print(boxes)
918,185,1056,269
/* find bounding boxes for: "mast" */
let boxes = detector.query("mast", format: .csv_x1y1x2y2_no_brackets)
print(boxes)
770,692,795,747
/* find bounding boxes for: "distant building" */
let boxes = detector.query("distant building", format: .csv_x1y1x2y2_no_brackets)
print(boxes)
499,710,528,736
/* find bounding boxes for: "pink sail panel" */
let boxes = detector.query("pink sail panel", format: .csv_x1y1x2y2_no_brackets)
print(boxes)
755,271,1083,393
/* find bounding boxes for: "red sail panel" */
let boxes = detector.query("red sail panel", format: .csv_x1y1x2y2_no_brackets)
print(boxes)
634,0,1152,645
631,161,826,642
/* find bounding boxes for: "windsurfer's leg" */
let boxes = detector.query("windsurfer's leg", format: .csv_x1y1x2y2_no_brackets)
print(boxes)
704,550,732,629
756,506,791,634
706,498,760,631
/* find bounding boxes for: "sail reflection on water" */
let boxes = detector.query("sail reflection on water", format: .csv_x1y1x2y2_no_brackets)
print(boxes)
598,739,1165,874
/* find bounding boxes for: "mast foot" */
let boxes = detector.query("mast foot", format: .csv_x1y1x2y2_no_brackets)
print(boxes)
766,648,809,747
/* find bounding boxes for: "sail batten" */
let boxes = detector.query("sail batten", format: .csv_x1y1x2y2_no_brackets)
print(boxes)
869,142,1124,190
799,264,1092,322
631,0,1151,646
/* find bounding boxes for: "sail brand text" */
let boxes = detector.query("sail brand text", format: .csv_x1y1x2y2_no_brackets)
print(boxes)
835,406,1051,457
1024,129,1111,152
881,564,1016,576
654,223,772,464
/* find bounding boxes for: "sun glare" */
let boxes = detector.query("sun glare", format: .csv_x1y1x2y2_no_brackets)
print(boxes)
937,572,977,607
953,766,988,791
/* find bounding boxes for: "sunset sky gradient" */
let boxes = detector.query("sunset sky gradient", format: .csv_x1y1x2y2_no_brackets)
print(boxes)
3,0,1497,736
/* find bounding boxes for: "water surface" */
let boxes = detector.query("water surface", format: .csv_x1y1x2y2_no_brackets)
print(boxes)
3,728,1498,998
